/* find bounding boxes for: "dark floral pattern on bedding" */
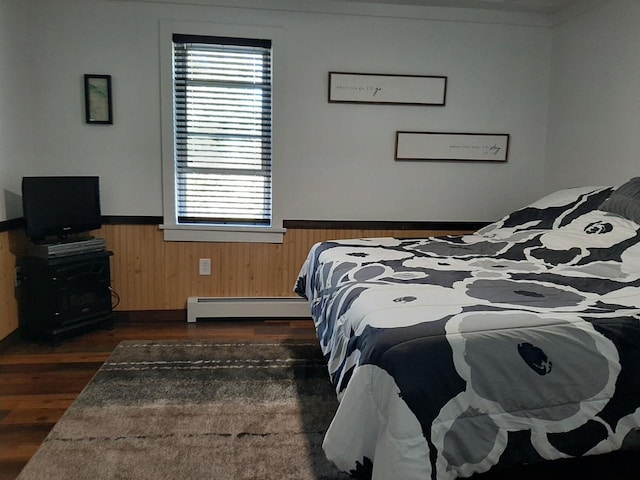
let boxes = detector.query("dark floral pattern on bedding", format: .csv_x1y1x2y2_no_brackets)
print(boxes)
295,186,640,480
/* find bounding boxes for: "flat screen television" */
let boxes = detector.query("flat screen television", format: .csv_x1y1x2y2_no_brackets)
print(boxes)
22,176,102,243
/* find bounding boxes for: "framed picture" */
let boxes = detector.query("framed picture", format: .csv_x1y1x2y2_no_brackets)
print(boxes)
328,72,447,106
395,132,510,162
84,74,113,124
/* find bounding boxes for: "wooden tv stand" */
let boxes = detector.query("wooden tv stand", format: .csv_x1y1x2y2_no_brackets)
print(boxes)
17,249,114,345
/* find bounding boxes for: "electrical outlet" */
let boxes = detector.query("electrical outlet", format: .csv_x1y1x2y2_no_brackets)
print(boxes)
199,258,211,276
14,266,22,287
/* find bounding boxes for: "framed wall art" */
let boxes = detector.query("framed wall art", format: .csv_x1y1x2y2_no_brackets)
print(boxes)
328,72,447,106
84,74,113,124
395,132,510,162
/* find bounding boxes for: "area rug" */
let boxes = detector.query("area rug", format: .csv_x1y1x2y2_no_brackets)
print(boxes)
16,340,351,480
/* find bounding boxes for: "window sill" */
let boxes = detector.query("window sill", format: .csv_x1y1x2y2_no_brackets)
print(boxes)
160,224,286,243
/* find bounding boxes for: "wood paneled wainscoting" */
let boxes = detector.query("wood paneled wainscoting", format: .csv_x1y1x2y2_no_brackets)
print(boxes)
0,231,20,340
0,219,481,340
96,222,481,311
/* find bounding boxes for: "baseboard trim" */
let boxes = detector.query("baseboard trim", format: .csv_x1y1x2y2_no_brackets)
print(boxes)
114,310,187,322
0,328,21,354
113,302,312,324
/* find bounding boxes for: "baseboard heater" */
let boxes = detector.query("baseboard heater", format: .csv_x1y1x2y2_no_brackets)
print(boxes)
186,296,311,323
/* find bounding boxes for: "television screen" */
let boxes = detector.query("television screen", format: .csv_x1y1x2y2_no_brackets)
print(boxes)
22,176,102,242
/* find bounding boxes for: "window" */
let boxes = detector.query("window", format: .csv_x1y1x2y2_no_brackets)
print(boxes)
161,31,283,243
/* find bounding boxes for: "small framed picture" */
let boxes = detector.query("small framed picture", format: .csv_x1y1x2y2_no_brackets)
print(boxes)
84,74,113,124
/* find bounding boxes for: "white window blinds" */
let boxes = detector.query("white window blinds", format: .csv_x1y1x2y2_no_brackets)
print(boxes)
172,34,272,226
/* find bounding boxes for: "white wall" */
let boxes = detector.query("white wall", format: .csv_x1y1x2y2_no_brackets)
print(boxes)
546,0,640,192
2,0,554,223
0,0,35,221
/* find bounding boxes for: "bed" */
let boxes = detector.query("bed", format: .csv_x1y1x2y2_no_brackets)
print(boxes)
294,180,640,479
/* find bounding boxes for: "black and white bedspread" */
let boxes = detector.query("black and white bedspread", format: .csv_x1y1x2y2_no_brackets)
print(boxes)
295,186,640,480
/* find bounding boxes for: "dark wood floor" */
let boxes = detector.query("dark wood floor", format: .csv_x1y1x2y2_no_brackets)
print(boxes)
0,317,318,480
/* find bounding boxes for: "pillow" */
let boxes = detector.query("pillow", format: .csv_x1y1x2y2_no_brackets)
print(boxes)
600,177,640,224
477,186,612,237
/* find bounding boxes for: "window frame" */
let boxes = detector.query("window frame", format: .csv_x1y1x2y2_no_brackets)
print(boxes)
159,21,285,243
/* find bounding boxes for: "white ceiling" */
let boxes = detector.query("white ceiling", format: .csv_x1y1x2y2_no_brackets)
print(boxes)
331,0,585,14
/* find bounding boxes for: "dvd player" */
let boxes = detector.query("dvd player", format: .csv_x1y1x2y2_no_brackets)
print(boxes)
28,237,106,259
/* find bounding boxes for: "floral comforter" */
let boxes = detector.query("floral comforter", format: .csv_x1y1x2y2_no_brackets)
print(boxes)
295,186,640,479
